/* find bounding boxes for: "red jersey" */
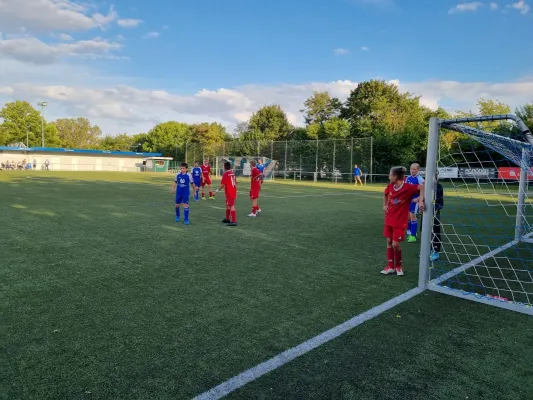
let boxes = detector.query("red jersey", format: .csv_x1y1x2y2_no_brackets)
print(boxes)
221,170,237,198
201,164,211,178
250,167,262,190
384,182,420,228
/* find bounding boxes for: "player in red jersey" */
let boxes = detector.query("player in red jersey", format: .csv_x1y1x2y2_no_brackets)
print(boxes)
248,160,263,217
200,158,214,200
381,166,425,276
216,161,237,226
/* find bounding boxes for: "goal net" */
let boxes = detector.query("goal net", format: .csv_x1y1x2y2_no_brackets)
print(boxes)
419,115,533,315
215,156,276,179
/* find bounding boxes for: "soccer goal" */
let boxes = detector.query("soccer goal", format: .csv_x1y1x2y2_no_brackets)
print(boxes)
215,156,276,179
418,115,533,316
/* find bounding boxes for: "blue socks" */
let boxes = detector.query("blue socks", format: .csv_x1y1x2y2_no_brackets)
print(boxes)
194,190,199,201
407,221,412,236
184,208,190,221
176,206,180,218
411,221,418,237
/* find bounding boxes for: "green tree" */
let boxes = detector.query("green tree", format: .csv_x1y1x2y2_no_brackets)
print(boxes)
301,91,342,125
245,105,292,141
341,80,427,171
54,117,102,149
142,121,192,157
43,123,62,148
516,103,533,132
341,80,424,137
306,117,350,140
0,101,44,146
285,127,309,140
190,122,227,145
131,133,149,152
477,98,512,133
99,134,135,151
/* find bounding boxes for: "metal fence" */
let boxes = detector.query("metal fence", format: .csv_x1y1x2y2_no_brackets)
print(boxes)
173,138,374,183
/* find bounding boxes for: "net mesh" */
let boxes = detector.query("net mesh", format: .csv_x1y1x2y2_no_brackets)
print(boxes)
184,138,373,182
429,121,533,310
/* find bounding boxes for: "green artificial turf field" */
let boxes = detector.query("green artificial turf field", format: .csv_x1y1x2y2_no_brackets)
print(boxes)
1,171,532,399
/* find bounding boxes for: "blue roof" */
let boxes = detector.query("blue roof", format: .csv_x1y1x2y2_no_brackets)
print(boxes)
0,146,162,157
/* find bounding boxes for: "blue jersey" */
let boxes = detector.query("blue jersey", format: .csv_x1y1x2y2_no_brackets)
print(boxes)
191,167,202,185
174,172,193,197
353,167,361,176
406,174,424,199
257,164,265,173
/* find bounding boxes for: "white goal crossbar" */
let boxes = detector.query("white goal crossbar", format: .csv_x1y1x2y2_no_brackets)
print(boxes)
418,114,533,316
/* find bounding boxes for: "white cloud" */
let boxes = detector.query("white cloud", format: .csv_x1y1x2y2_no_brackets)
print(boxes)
489,2,499,10
2,75,532,135
143,31,159,39
508,0,530,14
0,36,122,64
117,18,143,28
448,2,484,13
361,46,369,51
54,33,74,41
0,0,117,34
162,25,169,30
333,48,350,55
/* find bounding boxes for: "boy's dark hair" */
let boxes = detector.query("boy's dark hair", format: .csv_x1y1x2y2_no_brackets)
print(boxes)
391,166,407,180
181,162,188,169
224,161,231,171
194,160,199,164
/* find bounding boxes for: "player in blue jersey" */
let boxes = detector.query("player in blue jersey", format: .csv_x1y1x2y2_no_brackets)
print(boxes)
170,162,197,225
257,159,265,175
405,163,425,242
191,161,203,201
353,164,363,186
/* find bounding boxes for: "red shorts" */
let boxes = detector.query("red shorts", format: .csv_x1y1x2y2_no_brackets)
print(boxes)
225,197,236,207
384,225,406,242
202,175,212,186
250,188,260,200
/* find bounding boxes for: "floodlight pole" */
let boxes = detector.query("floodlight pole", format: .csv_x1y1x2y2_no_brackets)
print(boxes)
370,136,374,183
38,102,47,147
26,123,30,148
418,117,439,290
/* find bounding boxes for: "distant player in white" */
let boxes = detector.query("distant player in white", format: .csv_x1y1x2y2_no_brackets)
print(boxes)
405,163,424,242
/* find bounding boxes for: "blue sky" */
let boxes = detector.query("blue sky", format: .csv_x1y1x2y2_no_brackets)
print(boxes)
100,0,533,87
0,0,532,133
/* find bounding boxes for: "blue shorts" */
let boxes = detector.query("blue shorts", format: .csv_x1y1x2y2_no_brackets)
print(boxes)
193,180,201,188
409,200,419,214
176,196,189,204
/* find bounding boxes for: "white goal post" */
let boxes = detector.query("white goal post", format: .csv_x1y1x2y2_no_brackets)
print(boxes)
418,114,533,316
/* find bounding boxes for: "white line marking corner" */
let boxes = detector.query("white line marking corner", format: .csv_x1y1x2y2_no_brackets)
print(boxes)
193,287,423,400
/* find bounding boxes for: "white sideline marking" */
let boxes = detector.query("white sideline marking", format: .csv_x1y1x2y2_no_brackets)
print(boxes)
193,287,423,400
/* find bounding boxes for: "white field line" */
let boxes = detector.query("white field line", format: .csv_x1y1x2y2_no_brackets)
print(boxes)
192,287,423,400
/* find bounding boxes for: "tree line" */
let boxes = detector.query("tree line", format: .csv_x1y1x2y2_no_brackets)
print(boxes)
1,80,532,172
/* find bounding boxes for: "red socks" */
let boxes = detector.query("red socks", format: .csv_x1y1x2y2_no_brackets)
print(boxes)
209,191,213,197
252,206,259,215
231,210,237,223
225,208,230,220
387,248,394,269
386,248,403,270
394,249,403,269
